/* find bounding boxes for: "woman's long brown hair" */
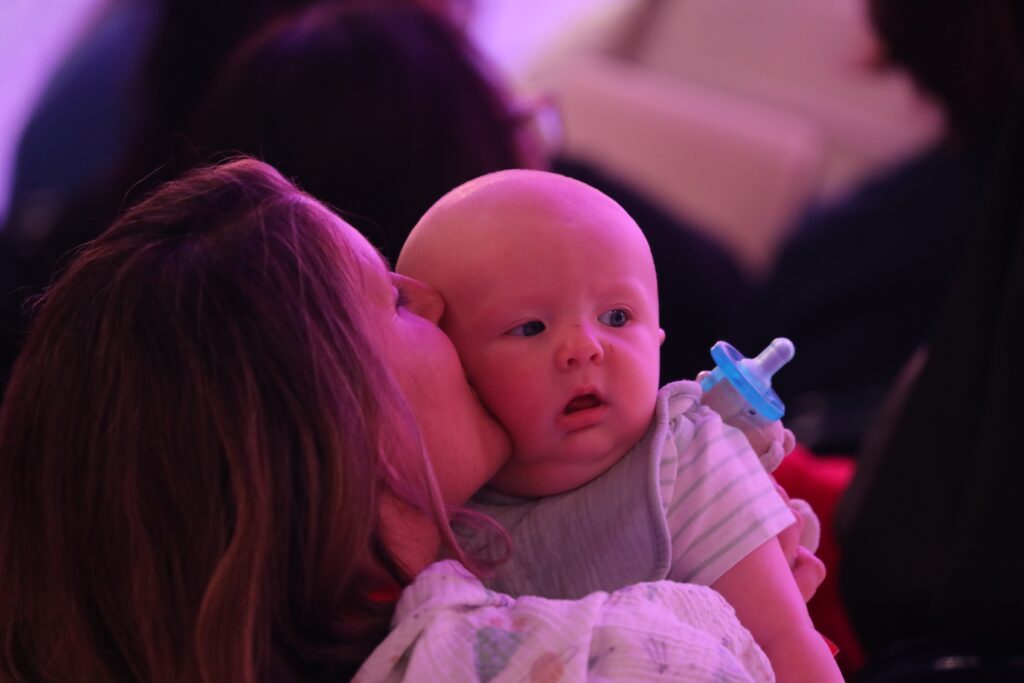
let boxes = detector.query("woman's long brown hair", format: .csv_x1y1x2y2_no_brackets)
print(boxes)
0,159,439,681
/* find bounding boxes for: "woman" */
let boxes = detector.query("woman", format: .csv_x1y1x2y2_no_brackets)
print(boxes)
0,158,509,680
0,159,776,681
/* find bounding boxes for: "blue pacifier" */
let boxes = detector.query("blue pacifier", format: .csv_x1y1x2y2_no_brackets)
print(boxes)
698,338,795,421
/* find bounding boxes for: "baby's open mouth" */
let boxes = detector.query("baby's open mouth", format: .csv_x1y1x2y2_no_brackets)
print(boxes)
564,393,603,414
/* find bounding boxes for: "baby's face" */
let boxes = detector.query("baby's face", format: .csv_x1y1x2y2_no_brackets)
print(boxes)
398,172,664,496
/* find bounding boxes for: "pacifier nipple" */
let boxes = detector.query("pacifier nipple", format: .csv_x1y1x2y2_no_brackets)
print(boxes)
743,338,795,388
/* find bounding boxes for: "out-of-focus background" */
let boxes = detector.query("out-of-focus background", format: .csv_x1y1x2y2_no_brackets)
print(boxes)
1,0,941,271
4,2,1024,680
0,0,960,464
1,0,108,223
473,0,942,273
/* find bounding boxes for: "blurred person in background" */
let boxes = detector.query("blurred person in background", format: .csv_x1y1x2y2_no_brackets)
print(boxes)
190,1,525,263
837,82,1024,683
0,0,461,391
0,0,321,389
752,0,1024,455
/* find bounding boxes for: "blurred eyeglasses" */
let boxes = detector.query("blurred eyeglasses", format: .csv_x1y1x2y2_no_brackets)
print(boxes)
509,93,564,165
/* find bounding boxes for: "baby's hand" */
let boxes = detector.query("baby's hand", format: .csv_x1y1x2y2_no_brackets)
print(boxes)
721,408,795,472
696,371,795,471
773,478,825,602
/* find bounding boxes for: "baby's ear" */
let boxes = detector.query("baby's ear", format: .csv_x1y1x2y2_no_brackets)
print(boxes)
658,328,666,346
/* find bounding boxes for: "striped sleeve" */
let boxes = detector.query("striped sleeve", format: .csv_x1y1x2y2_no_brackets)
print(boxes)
659,404,793,586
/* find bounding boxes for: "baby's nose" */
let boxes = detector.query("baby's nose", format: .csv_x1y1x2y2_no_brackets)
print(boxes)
557,325,604,368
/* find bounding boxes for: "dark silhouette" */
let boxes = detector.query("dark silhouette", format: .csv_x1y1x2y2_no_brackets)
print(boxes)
190,2,523,262
753,0,1024,454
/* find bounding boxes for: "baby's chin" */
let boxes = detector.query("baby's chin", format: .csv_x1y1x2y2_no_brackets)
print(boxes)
486,447,624,498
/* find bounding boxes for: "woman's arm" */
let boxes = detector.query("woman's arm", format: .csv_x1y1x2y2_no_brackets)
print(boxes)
712,537,844,682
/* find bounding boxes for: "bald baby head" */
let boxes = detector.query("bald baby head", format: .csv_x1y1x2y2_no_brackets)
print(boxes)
397,169,659,316
397,169,665,497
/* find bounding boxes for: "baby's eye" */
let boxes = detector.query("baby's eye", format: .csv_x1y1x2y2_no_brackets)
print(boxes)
506,320,546,337
598,309,630,327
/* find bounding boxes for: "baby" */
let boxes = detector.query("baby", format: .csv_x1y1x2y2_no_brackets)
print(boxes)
397,170,841,682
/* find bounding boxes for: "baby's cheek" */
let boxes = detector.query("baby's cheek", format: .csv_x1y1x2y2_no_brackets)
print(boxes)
624,362,661,435
478,365,544,439
482,369,537,422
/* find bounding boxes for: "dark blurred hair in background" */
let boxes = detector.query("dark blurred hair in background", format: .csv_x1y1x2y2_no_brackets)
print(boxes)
0,0,474,390
869,0,1024,145
191,1,523,262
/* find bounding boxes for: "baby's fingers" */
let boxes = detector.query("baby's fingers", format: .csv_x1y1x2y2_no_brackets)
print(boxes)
791,547,826,603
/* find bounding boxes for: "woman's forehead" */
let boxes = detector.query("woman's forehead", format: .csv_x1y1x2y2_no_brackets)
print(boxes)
317,204,384,266
309,203,395,306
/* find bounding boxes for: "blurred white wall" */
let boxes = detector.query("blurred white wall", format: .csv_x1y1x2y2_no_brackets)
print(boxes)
626,0,943,197
468,0,636,85
0,0,105,225
470,0,944,273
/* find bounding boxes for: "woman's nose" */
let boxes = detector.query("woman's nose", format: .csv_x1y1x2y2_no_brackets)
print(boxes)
393,273,445,324
556,325,604,369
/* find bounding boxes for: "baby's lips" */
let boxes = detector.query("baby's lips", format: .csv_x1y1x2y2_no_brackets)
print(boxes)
564,394,600,414
563,387,605,414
